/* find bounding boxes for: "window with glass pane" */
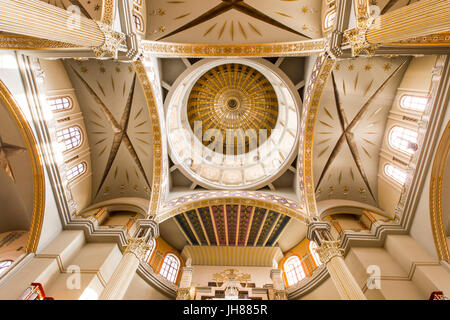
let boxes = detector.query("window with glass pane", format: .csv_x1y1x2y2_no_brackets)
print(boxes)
400,95,428,112
0,260,13,274
389,126,418,154
309,241,322,266
143,239,156,263
160,254,180,283
48,96,72,112
56,126,82,151
133,14,144,32
66,162,86,181
284,256,306,286
384,164,407,185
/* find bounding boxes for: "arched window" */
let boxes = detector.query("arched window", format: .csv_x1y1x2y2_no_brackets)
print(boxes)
388,126,419,154
324,9,336,30
143,239,156,263
66,162,86,181
0,260,13,274
309,241,322,266
48,96,72,112
384,164,407,185
284,256,306,286
134,0,142,5
160,254,180,283
133,13,144,32
400,95,428,112
56,126,82,152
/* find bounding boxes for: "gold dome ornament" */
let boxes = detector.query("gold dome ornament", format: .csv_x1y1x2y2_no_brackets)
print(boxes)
187,64,279,155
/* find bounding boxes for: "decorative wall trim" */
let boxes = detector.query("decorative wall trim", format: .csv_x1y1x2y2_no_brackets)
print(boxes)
0,80,45,253
0,35,79,50
141,38,327,58
297,53,336,217
101,0,115,25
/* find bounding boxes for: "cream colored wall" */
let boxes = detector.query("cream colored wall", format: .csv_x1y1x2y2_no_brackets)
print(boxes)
191,265,273,288
0,230,122,300
123,273,171,300
298,277,341,300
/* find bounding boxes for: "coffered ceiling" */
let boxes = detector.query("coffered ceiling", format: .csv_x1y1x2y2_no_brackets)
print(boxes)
146,0,322,44
64,59,154,204
313,56,409,206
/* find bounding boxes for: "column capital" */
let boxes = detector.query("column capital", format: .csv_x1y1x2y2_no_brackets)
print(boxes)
92,21,125,59
343,18,379,57
316,240,344,265
124,237,150,261
176,288,191,300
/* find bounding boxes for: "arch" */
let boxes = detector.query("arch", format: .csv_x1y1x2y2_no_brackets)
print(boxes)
429,121,450,262
399,94,428,112
384,164,407,185
143,238,156,263
283,255,306,286
48,96,73,112
0,80,45,253
324,9,336,30
159,253,180,283
56,126,83,152
388,125,419,154
67,162,87,181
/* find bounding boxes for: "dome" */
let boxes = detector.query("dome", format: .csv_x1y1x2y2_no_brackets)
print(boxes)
166,59,301,189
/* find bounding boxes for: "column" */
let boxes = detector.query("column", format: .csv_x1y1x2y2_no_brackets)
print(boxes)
307,221,366,300
344,0,450,56
0,0,125,58
99,220,159,300
270,269,287,300
176,266,194,300
98,237,149,300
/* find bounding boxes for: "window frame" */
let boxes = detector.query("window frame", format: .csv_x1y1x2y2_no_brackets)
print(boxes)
384,164,408,185
309,241,322,267
143,239,156,263
0,260,13,274
133,13,144,33
159,253,180,283
48,96,73,112
56,125,83,152
284,255,306,287
66,162,87,182
388,125,419,155
399,94,429,113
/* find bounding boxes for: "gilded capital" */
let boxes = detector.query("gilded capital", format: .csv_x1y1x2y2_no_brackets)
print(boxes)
92,21,125,59
272,289,288,300
176,288,192,300
124,237,150,261
315,240,344,264
343,17,379,57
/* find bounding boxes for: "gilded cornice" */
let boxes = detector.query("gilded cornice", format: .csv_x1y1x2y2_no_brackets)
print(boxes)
429,121,450,262
0,35,79,50
0,80,45,253
100,0,115,26
141,38,327,58
297,53,336,217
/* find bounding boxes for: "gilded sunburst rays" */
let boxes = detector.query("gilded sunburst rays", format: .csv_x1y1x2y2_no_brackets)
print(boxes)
187,64,278,155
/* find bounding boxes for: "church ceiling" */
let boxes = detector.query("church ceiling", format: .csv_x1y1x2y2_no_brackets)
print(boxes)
373,0,420,15
0,98,34,233
64,60,153,204
41,0,102,20
146,0,322,44
313,56,409,206
172,205,291,247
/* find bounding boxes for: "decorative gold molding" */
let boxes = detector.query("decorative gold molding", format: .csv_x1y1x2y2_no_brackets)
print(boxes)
156,193,308,224
297,53,335,217
429,120,450,262
133,61,164,217
141,38,327,57
316,240,344,264
100,0,115,25
0,35,80,50
0,80,45,253
385,33,450,47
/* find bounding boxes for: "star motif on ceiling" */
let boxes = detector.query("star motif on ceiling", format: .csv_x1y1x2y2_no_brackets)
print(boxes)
0,136,26,183
315,59,410,201
157,0,311,40
71,67,152,198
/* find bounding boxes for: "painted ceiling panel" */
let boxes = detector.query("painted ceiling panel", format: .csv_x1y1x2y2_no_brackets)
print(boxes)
173,205,291,248
65,60,153,204
146,0,321,44
313,56,408,206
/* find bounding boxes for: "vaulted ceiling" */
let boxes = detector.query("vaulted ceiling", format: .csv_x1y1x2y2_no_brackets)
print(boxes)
146,0,322,44
313,56,408,206
41,0,102,20
0,98,34,233
64,59,154,204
